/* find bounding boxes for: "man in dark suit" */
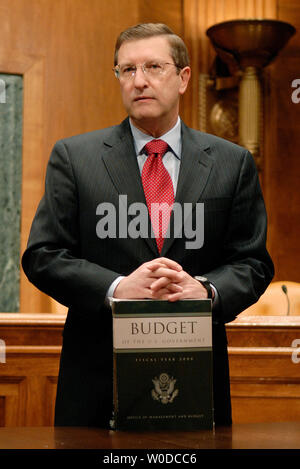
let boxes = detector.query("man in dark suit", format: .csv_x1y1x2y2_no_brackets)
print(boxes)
22,23,274,427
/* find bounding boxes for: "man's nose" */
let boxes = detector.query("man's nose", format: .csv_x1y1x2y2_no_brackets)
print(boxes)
132,66,148,88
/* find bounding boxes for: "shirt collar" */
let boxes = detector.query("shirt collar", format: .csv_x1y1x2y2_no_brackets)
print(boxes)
129,117,181,159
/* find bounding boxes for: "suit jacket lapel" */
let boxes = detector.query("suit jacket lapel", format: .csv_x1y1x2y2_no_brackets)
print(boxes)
101,118,158,255
101,118,214,258
161,123,213,256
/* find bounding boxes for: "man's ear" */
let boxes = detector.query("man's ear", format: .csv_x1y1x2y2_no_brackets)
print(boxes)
179,67,191,95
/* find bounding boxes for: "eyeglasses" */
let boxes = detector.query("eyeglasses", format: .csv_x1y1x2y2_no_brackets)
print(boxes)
113,61,181,80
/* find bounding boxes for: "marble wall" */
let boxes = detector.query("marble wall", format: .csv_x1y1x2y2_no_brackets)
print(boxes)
0,74,23,312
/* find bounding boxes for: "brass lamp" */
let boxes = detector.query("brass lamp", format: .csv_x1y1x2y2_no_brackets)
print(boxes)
206,19,296,169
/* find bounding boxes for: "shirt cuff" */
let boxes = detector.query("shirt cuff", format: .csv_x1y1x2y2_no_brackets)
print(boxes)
106,278,219,307
210,283,219,308
105,276,125,305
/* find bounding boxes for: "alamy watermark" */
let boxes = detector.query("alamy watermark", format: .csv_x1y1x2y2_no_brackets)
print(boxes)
0,339,6,363
291,79,300,103
291,339,300,364
0,79,6,103
96,195,204,249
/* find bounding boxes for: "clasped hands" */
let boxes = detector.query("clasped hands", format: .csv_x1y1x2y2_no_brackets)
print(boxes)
114,257,209,302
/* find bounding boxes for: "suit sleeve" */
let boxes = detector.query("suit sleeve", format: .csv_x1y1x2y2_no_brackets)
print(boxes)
22,140,120,313
204,150,274,323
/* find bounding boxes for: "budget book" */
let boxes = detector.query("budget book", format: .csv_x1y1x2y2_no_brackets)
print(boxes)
110,298,214,431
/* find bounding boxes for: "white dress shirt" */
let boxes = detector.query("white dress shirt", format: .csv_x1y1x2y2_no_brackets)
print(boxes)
106,117,218,304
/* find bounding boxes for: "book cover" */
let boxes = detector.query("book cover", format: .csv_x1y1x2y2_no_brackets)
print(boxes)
110,299,214,431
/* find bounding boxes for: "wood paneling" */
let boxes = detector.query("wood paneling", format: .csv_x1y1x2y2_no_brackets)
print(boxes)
182,0,277,127
0,347,61,426
0,0,140,313
0,313,65,345
138,0,183,34
0,0,299,426
264,1,300,281
0,0,183,314
0,314,64,426
1,314,300,426
182,0,300,284
3,0,297,312
227,315,300,347
0,52,49,313
0,377,27,426
231,380,300,423
227,315,300,423
181,0,300,421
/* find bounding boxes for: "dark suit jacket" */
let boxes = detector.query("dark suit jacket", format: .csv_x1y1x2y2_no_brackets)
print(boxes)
22,118,274,427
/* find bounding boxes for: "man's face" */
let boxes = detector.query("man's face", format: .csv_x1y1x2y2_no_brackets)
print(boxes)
116,36,190,135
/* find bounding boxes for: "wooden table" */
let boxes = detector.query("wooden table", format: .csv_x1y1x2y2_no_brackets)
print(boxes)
0,422,299,450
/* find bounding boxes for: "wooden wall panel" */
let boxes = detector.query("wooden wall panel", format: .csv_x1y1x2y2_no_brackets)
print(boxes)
231,381,300,423
227,316,300,423
0,315,64,426
45,376,59,425
229,351,300,423
182,0,300,285
1,314,300,426
182,0,277,127
0,0,184,314
0,398,4,427
138,0,183,34
0,0,298,311
264,1,300,281
0,347,62,426
0,54,51,314
5,0,297,313
0,377,27,426
0,0,140,313
0,0,299,426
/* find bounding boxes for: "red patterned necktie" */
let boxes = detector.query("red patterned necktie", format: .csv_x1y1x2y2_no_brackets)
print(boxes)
141,139,174,253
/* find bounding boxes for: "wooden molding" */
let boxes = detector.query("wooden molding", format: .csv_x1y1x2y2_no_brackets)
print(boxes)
0,51,49,314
